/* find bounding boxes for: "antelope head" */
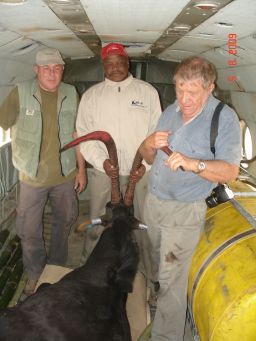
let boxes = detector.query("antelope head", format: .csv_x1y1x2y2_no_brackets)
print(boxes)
61,131,146,228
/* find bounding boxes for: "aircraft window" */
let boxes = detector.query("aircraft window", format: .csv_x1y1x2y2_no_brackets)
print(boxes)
244,127,253,160
239,119,252,168
0,128,10,147
240,120,253,170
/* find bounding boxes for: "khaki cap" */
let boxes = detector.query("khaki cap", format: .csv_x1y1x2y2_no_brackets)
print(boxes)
36,48,65,66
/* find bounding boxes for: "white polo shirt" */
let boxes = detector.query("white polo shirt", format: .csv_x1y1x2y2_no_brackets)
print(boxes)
76,74,162,175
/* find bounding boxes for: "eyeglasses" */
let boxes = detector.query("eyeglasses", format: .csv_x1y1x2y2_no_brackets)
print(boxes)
40,65,64,73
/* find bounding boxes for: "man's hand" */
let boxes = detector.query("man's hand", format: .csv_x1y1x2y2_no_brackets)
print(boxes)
165,152,239,183
164,151,197,172
139,131,171,165
146,131,170,149
73,131,87,193
74,171,87,194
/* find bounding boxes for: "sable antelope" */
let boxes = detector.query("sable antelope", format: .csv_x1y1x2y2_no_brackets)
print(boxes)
0,131,146,341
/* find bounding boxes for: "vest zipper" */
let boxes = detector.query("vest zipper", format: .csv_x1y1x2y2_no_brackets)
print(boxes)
58,96,66,176
33,94,42,177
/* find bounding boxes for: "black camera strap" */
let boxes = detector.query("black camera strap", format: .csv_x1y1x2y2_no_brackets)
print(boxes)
206,101,230,208
210,101,225,157
209,103,256,227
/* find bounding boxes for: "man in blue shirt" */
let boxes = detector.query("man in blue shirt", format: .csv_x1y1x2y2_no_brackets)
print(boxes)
139,56,241,341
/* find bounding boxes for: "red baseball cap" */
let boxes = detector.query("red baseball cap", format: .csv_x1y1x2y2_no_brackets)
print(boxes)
101,43,128,60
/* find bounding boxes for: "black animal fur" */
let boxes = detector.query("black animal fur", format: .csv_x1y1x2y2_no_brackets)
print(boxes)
0,204,139,341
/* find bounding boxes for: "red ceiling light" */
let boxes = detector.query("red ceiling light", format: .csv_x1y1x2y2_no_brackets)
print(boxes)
193,1,220,10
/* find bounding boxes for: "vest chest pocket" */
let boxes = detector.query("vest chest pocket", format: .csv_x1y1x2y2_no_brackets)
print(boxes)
18,111,41,134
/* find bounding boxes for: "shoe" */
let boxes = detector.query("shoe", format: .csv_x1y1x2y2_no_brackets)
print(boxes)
24,278,38,295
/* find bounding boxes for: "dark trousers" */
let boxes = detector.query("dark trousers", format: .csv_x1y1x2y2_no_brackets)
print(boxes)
16,180,78,279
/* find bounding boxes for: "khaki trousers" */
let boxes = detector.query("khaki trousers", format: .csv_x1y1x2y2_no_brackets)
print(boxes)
144,192,207,341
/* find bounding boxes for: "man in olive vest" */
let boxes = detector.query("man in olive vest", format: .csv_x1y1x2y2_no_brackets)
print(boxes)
0,48,87,295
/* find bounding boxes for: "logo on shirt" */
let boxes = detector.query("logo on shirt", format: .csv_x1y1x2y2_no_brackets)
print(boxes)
131,100,145,108
25,108,35,116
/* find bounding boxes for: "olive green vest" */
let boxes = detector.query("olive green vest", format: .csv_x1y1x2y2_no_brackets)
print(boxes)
11,79,77,179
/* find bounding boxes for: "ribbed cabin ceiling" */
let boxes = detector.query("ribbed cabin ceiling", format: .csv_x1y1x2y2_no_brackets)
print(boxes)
0,0,256,91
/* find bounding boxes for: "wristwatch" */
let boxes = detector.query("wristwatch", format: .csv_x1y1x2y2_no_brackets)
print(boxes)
194,160,206,173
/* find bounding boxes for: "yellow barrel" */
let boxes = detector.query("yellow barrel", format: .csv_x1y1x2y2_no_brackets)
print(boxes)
188,181,256,341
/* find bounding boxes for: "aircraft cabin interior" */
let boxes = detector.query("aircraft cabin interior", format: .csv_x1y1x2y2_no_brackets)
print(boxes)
0,1,256,340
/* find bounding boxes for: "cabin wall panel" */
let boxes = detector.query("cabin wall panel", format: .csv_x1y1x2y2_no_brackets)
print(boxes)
145,60,177,84
0,142,18,200
0,59,34,86
231,91,256,177
0,86,14,106
64,58,104,83
0,58,34,104
217,65,256,92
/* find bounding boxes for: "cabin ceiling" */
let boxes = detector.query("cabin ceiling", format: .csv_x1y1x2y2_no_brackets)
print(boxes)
0,0,256,91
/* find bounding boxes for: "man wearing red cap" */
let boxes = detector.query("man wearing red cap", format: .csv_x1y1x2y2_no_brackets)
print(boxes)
76,42,162,339
77,41,161,233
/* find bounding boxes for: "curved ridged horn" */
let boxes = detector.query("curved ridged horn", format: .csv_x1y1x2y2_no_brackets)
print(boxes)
160,145,173,157
61,131,121,205
160,146,184,171
123,150,146,207
123,145,176,207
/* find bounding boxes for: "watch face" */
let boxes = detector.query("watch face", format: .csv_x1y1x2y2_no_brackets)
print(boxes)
198,161,206,171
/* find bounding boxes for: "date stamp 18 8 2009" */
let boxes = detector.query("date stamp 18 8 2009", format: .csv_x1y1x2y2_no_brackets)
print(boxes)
227,33,237,83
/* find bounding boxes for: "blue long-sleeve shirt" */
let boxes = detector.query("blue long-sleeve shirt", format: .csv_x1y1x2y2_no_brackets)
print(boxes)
149,95,241,202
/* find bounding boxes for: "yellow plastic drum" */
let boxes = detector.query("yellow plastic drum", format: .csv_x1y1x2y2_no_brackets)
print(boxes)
188,181,256,341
